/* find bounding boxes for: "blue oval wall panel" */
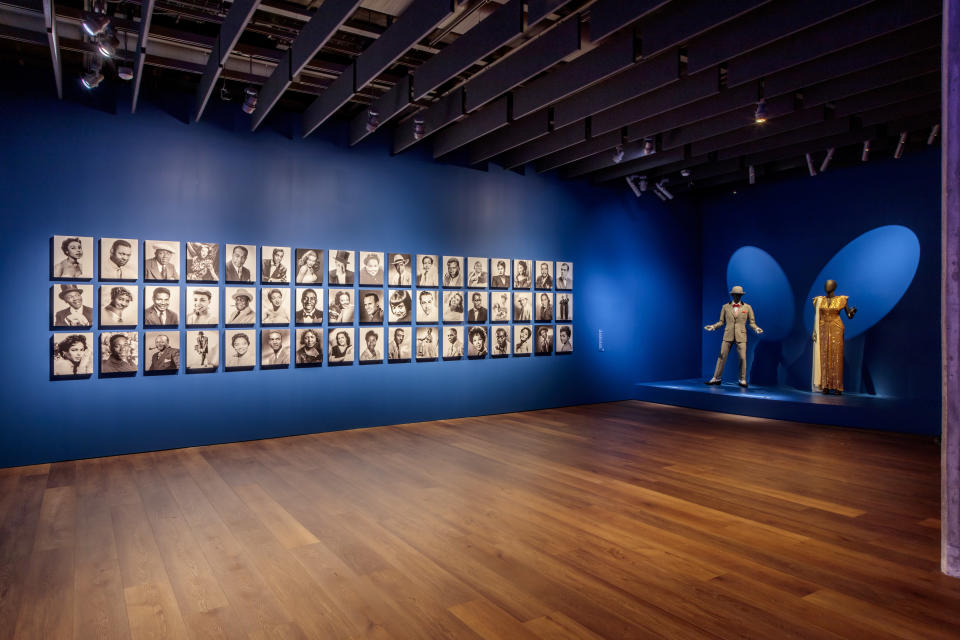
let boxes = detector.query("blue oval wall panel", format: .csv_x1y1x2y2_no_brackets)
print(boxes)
803,225,920,339
726,246,794,341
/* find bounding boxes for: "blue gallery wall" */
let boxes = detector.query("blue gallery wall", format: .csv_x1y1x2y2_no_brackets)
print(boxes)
699,149,941,433
0,85,701,468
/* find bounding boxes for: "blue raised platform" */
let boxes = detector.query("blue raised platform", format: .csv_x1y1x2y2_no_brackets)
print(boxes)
633,379,939,435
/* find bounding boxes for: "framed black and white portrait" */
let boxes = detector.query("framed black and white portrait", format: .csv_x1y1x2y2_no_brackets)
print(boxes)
490,292,511,323
225,287,256,326
328,329,353,365
51,235,94,280
358,251,384,286
416,290,439,323
513,259,532,289
442,290,465,323
512,292,533,322
467,326,488,358
329,250,355,285
100,238,139,281
51,284,94,328
513,325,533,355
387,289,412,324
328,289,355,324
535,325,554,355
295,328,323,366
387,253,412,286
491,326,510,357
556,325,573,353
416,327,439,360
99,285,138,327
534,260,554,290
185,286,219,326
224,329,256,369
535,292,554,323
261,246,291,284
100,332,139,374
466,257,488,288
143,241,179,281
442,326,464,359
261,288,290,325
358,290,384,323
556,293,573,322
143,331,180,374
294,248,323,284
185,242,219,282
416,254,439,287
556,261,573,290
490,258,511,289
442,256,464,288
387,326,411,361
295,287,323,324
225,244,255,283
261,329,290,367
467,291,488,324
51,333,94,377
359,328,384,363
143,285,180,327
186,330,218,371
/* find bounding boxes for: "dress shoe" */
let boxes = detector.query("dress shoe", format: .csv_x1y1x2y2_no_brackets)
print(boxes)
738,380,748,388
705,378,721,385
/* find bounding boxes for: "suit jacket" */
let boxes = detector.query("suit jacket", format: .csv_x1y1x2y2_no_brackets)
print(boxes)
710,303,759,343
144,258,178,281
491,275,510,288
261,260,288,282
150,347,180,371
296,308,324,323
144,305,178,326
54,306,93,327
468,308,487,323
329,269,354,285
225,263,251,282
536,275,553,289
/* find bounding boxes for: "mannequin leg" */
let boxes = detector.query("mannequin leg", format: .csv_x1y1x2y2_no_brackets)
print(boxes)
713,341,732,380
736,341,747,381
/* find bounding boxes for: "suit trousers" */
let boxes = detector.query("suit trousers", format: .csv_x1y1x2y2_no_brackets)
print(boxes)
714,340,747,380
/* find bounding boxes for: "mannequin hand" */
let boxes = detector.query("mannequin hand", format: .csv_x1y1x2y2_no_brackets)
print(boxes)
704,325,716,331
812,333,817,343
755,327,764,335
848,306,858,318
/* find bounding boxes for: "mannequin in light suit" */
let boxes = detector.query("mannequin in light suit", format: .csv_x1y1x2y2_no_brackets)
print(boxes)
705,285,763,387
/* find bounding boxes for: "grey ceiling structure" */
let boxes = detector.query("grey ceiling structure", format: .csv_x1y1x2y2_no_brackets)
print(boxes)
3,0,943,195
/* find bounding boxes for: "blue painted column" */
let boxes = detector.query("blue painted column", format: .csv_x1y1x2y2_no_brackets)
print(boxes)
942,0,960,578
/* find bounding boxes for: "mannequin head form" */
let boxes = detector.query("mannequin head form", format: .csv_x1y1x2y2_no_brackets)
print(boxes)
729,285,745,303
824,279,837,296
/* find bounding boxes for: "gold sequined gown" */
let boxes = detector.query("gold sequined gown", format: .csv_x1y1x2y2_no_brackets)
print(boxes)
813,295,848,391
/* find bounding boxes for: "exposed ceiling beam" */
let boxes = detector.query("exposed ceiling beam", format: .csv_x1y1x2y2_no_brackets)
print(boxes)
639,0,770,58
562,145,684,179
131,0,155,113
194,0,261,122
433,95,509,157
467,108,551,164
588,0,670,42
303,0,456,138
498,120,587,169
534,128,621,172
251,0,361,131
393,87,464,154
349,74,412,144
40,0,60,98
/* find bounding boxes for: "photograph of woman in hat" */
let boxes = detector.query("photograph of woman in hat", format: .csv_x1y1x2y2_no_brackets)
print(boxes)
144,241,179,281
186,242,219,282
100,285,137,327
52,333,93,376
388,253,412,286
328,330,353,364
329,289,355,324
467,258,488,288
329,250,355,285
52,284,93,327
296,328,323,365
226,288,256,325
513,259,532,289
52,235,92,279
295,248,323,284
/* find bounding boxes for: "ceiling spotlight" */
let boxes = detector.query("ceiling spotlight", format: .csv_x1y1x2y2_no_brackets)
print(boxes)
413,117,425,140
680,168,690,177
366,108,380,133
626,175,642,198
642,138,655,155
117,65,133,81
219,80,231,101
819,147,835,173
82,12,110,36
241,87,258,114
754,99,768,124
748,165,755,185
894,131,907,159
654,180,673,200
805,153,817,176
81,68,104,89
612,145,625,164
861,140,871,162
927,124,940,145
98,32,119,58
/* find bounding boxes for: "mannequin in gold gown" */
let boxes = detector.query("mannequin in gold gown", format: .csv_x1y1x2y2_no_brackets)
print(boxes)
812,279,857,394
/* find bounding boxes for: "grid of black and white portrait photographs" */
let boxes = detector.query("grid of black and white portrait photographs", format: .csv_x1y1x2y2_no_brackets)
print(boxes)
49,234,573,379
144,331,180,374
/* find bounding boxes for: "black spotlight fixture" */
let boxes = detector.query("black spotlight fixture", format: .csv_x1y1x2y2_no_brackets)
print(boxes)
98,31,119,58
365,109,380,133
81,67,104,89
754,99,768,124
642,138,655,155
82,0,110,36
241,87,258,114
413,117,425,140
612,145,625,164
220,80,231,101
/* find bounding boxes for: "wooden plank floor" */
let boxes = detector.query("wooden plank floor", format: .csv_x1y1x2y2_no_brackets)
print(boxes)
2,400,959,639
